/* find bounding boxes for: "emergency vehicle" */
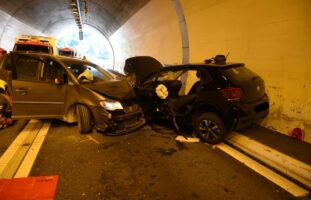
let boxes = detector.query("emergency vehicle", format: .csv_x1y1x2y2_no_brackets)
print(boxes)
58,47,77,57
13,35,57,55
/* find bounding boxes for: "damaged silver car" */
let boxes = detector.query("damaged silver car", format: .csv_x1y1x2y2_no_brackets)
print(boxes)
0,52,145,135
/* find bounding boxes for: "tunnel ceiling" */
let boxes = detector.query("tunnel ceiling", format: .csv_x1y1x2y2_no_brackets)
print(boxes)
0,0,150,37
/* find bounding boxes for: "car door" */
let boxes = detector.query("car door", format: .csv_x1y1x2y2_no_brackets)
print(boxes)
2,53,66,119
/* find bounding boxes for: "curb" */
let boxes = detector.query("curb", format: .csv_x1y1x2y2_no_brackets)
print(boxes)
226,132,311,190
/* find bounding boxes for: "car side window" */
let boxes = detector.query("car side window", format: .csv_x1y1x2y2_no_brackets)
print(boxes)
42,59,67,83
182,70,201,95
8,54,42,81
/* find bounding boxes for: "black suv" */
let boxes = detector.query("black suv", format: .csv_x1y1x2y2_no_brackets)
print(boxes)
124,55,269,144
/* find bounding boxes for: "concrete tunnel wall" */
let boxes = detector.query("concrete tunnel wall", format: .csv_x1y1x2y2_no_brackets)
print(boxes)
0,0,310,142
0,10,43,50
110,0,311,143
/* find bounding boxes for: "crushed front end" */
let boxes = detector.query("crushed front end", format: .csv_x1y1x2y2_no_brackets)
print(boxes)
92,101,145,135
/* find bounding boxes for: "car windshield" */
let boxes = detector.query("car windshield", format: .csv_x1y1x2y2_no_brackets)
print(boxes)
157,70,184,81
221,66,258,82
63,61,113,83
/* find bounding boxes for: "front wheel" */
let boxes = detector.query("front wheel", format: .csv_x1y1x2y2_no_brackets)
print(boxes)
76,104,92,134
194,112,225,144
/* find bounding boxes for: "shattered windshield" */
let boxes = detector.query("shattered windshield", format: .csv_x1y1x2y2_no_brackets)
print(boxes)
157,70,184,81
63,61,112,83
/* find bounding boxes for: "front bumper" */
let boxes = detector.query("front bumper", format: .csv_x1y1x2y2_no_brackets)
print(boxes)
91,104,146,135
233,94,269,130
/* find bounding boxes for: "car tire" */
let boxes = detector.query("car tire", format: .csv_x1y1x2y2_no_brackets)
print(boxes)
76,104,92,134
194,112,225,144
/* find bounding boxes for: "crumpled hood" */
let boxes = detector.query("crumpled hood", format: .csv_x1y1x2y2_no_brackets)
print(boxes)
84,79,135,100
123,56,163,86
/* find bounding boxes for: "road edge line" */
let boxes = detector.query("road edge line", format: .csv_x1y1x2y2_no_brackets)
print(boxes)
14,121,51,178
226,132,311,189
0,120,40,176
216,143,309,197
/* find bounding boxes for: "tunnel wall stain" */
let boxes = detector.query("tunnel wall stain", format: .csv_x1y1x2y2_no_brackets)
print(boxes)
111,0,311,143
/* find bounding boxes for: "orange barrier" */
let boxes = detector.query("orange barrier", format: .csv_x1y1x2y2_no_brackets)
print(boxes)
0,175,58,200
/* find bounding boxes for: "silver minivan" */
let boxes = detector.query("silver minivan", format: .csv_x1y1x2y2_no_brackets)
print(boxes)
0,52,145,135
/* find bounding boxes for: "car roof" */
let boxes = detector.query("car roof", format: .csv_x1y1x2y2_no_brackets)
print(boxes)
11,52,86,62
57,55,86,62
58,47,75,51
164,62,245,70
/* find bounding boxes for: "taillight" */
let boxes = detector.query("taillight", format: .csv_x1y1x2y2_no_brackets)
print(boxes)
221,87,243,101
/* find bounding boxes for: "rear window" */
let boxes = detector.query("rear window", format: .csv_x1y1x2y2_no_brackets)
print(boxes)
221,66,258,82
14,44,50,54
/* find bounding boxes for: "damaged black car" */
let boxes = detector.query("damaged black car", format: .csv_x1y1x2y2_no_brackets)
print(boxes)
124,55,269,144
0,52,145,135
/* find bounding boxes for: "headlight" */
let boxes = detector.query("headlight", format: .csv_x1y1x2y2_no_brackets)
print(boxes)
100,100,123,111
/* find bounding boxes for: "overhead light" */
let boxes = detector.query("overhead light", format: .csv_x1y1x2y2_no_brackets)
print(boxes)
70,0,83,40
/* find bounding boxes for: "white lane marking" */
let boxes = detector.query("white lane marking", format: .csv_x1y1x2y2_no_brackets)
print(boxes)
216,143,309,197
227,132,311,189
14,121,51,178
0,120,42,178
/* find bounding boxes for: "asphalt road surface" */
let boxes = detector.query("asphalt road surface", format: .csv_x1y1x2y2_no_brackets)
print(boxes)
23,120,299,200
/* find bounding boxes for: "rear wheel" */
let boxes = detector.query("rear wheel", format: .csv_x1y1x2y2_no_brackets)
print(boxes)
194,112,225,144
76,104,92,133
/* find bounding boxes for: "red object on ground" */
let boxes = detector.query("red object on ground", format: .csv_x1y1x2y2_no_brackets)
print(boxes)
0,176,59,200
290,128,305,141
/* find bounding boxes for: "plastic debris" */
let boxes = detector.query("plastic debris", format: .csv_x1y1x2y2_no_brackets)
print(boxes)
175,135,200,143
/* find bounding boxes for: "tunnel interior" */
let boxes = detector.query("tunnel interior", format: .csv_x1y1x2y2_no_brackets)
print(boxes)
0,0,310,143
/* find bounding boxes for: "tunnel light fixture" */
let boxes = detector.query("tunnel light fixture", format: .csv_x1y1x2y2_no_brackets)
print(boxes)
83,0,88,15
69,0,83,40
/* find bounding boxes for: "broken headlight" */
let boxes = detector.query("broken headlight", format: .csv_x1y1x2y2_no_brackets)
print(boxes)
100,100,123,111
